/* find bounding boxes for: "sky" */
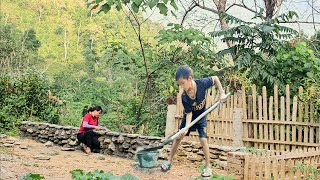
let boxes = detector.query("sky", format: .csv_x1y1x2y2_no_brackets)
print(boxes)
144,0,320,50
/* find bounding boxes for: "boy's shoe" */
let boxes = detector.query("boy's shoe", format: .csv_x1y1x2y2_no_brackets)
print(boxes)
201,167,212,177
160,161,172,172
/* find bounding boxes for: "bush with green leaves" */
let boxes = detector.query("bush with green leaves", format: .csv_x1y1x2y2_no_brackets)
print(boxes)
70,169,139,180
0,69,61,133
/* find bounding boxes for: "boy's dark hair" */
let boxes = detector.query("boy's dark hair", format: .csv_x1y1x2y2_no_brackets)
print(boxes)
175,65,193,81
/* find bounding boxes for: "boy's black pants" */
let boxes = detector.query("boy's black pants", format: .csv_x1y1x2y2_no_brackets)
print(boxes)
77,130,100,152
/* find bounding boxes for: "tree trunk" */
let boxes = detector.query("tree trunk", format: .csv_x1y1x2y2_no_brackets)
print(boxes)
38,8,42,22
90,38,94,49
264,0,283,20
64,28,67,59
264,0,274,20
214,0,235,56
77,21,81,50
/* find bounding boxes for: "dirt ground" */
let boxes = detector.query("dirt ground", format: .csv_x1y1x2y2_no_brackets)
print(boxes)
0,136,226,180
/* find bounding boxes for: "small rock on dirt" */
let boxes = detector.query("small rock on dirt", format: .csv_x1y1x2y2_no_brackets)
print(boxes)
3,143,15,147
0,156,14,161
20,145,28,149
61,147,75,151
14,142,21,145
97,156,105,160
68,140,78,146
4,140,15,144
41,150,59,156
34,155,51,160
44,141,53,147
0,134,7,139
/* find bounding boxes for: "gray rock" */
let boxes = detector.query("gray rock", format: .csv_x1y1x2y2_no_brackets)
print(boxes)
118,135,125,143
54,130,60,136
61,147,75,151
127,134,139,138
0,134,7,139
94,130,106,135
61,140,68,144
44,141,53,147
39,139,47,143
98,136,105,142
108,142,116,151
122,142,130,149
106,132,120,136
14,142,21,145
34,155,50,160
104,138,111,143
130,139,137,144
68,140,78,146
47,150,59,156
20,145,28,149
97,156,105,160
112,136,118,142
144,136,163,140
3,143,14,147
4,140,15,144
63,126,73,130
27,128,34,133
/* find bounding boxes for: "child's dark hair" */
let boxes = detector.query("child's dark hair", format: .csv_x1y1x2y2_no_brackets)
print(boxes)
83,105,103,116
175,65,193,81
88,106,102,112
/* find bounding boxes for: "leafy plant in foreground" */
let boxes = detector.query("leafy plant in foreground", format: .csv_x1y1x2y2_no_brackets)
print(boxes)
19,173,44,180
70,169,139,180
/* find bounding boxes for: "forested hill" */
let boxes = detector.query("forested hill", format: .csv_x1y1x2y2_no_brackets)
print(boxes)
1,0,162,77
1,0,168,135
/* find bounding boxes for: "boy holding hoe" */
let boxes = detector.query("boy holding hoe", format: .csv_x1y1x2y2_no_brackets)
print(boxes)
161,65,227,178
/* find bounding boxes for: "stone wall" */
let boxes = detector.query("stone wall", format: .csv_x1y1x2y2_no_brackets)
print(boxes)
20,121,240,169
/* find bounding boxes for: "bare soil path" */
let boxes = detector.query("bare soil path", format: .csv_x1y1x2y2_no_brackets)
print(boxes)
0,136,226,180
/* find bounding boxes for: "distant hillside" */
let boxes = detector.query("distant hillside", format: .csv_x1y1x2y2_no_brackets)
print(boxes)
1,0,163,76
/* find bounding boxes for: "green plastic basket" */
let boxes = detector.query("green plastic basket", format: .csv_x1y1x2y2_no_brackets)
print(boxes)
136,150,159,168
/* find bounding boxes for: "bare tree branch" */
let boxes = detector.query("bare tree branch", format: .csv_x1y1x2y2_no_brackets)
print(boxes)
181,2,197,25
193,0,218,14
311,0,318,32
200,18,219,31
226,3,260,15
307,0,320,14
279,20,320,25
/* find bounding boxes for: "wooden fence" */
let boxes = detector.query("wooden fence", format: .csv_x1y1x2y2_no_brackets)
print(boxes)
243,148,320,180
174,84,320,151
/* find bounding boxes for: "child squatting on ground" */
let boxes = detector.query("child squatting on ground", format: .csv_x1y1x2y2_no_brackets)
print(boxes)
160,65,228,178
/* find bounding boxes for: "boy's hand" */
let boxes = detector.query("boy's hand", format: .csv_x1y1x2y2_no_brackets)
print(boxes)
220,93,228,103
179,128,188,137
94,126,101,130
